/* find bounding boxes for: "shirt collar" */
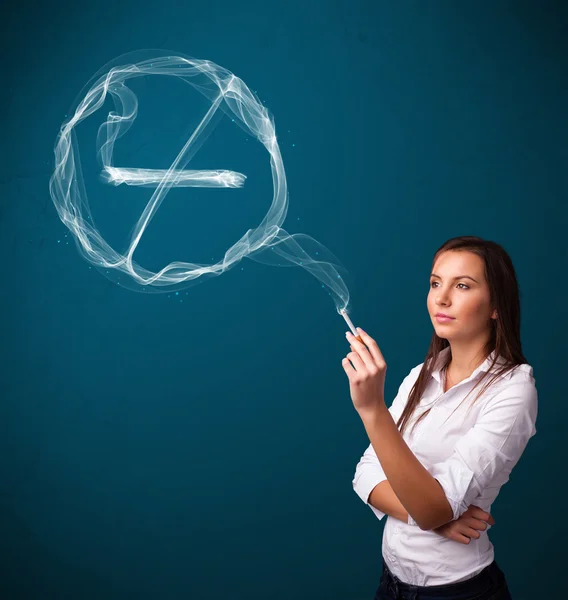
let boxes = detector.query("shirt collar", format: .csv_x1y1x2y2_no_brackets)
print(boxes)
430,346,511,384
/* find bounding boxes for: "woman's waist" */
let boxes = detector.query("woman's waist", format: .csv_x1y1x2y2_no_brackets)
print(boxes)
382,548,495,587
382,520,495,586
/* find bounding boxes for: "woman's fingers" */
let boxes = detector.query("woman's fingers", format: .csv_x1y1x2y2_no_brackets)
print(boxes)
469,505,495,524
467,517,488,531
355,328,386,367
466,527,481,539
438,523,471,545
449,508,495,546
347,336,376,372
346,351,366,373
450,528,472,545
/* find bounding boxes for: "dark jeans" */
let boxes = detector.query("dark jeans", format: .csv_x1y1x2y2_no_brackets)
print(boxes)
374,557,513,600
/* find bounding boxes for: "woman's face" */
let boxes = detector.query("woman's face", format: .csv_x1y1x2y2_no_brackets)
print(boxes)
427,250,497,342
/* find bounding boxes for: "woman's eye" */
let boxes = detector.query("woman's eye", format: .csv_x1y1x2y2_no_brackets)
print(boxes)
429,282,469,289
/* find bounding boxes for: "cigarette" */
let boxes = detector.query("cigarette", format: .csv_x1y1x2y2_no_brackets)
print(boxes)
340,308,363,343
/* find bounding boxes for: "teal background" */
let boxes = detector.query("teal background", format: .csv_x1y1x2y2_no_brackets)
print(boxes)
2,1,566,598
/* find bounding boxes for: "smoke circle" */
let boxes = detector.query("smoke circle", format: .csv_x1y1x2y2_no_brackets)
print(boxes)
49,49,351,312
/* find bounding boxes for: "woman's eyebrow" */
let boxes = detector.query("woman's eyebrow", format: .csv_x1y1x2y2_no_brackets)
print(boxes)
430,273,479,283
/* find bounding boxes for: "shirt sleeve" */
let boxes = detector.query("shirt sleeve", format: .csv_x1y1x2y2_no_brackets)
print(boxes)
428,379,538,522
352,366,421,524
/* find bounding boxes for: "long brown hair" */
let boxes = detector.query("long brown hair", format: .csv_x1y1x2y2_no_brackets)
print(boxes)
396,236,528,437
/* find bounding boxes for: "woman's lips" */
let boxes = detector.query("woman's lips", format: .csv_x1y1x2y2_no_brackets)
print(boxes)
436,315,455,323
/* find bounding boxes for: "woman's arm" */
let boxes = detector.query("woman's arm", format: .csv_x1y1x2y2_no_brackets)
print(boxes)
368,480,410,524
361,407,454,530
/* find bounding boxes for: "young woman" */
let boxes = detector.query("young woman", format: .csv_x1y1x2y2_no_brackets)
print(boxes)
345,236,537,600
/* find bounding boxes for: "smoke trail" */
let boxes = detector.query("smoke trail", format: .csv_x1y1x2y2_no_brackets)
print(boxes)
49,49,352,315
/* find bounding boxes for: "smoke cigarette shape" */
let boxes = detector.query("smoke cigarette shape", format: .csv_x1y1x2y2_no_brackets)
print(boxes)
102,167,246,188
49,49,352,315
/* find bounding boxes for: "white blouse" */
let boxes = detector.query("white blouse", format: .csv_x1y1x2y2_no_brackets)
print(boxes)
352,346,538,586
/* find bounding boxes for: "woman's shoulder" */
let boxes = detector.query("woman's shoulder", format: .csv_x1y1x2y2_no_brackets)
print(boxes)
507,362,534,381
399,362,426,389
498,362,536,392
484,362,538,414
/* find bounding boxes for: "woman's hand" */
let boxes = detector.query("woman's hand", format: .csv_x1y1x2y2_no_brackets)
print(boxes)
432,505,496,544
341,327,388,418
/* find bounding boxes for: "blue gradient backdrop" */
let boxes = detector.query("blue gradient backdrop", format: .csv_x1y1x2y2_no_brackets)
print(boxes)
2,1,566,598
